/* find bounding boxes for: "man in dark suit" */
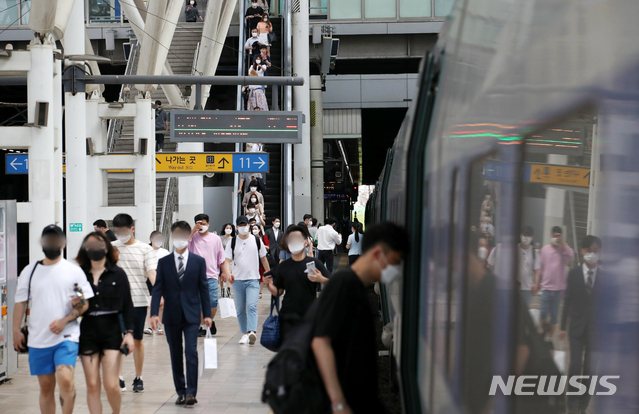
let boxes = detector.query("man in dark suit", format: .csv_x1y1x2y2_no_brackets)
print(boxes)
264,216,283,269
560,235,602,414
151,221,211,408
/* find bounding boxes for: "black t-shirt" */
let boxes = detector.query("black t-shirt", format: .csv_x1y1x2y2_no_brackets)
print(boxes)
274,257,328,318
311,269,382,413
245,6,263,30
105,229,117,242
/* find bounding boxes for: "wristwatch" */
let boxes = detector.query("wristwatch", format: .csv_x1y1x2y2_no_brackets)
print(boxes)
332,402,345,412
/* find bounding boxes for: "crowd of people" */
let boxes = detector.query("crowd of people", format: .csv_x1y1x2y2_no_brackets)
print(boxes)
243,1,275,111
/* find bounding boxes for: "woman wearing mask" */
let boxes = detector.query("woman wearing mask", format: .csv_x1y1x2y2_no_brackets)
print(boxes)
77,232,135,414
346,223,364,265
297,221,315,258
246,202,266,231
244,68,268,111
251,224,270,299
256,14,273,55
184,0,204,22
145,231,168,335
220,223,235,292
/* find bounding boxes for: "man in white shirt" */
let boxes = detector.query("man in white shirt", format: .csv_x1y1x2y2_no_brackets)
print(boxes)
308,218,318,239
112,213,158,393
315,217,343,274
13,225,94,414
223,216,271,345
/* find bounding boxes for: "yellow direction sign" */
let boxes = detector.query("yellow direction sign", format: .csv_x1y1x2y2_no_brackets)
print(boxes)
156,153,233,173
529,164,590,187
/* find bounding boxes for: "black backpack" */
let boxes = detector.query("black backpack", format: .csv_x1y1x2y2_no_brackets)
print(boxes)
262,302,330,414
230,235,262,260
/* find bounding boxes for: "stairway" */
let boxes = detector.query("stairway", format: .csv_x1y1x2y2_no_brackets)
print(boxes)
265,17,282,110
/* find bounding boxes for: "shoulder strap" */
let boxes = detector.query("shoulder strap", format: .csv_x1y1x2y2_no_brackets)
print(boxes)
231,236,237,260
255,235,261,250
24,261,41,324
270,294,280,316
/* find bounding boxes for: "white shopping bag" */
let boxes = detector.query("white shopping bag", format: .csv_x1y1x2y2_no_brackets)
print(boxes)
529,308,541,328
204,328,218,369
219,288,237,318
553,340,566,374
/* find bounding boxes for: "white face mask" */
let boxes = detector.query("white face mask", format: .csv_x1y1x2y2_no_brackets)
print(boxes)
550,237,559,246
173,239,189,250
152,237,164,247
264,18,268,21
251,198,257,203
274,222,280,228
225,228,233,235
250,187,257,192
117,234,132,244
583,252,599,265
199,226,209,234
190,1,194,4
238,226,250,236
378,253,402,285
521,236,532,246
256,60,261,64
249,208,256,214
288,241,305,255
252,229,260,236
478,247,488,260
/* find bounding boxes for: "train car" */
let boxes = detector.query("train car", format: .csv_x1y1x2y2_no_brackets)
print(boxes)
371,1,639,413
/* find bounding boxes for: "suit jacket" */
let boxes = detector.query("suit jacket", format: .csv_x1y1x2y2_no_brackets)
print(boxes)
265,227,283,263
151,252,210,326
560,265,598,338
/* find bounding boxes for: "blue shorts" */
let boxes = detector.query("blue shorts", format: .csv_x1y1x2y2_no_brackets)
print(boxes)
208,278,219,309
540,290,562,325
28,341,79,376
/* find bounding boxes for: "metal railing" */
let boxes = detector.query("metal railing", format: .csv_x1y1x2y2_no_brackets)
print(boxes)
158,177,179,246
106,40,139,154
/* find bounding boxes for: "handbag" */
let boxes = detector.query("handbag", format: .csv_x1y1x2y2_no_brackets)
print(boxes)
19,261,41,353
260,295,281,352
267,31,277,44
204,328,218,369
218,287,237,319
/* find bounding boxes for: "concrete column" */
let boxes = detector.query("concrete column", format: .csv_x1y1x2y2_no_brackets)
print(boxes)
134,95,157,241
177,143,204,225
53,58,63,228
63,0,87,257
85,92,105,217
310,75,324,221
292,0,311,222
542,154,567,245
27,41,56,261
136,0,167,93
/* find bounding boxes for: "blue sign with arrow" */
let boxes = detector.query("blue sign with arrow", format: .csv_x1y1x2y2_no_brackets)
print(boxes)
232,153,269,173
6,154,28,174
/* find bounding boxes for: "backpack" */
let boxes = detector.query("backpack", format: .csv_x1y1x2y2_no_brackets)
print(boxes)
262,302,330,414
230,235,262,260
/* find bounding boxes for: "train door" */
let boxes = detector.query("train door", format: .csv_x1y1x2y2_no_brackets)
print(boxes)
0,200,18,382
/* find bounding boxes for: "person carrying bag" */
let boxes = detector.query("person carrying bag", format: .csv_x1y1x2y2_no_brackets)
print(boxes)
261,295,281,352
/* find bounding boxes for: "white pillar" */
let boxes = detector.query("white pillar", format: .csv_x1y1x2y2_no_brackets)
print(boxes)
292,0,311,222
53,58,63,228
134,95,157,241
543,154,567,245
177,143,204,225
310,75,324,221
64,0,87,257
27,41,56,261
85,92,105,217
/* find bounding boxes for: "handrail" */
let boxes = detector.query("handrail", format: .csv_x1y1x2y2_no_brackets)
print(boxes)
159,177,179,247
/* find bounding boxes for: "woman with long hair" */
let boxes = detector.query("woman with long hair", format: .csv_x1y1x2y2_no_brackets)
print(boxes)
346,223,364,265
256,14,273,55
220,223,235,292
77,231,134,414
245,66,268,111
297,221,315,258
251,224,270,298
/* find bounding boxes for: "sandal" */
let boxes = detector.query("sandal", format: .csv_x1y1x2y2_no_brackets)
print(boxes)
259,293,263,299
158,328,164,335
144,328,153,335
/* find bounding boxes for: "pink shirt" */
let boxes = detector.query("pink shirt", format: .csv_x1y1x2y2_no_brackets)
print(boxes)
539,244,574,291
188,232,225,279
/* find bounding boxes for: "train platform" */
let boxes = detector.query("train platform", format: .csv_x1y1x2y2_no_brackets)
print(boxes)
0,294,277,414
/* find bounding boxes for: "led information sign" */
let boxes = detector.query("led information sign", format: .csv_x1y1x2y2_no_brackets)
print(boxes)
170,110,303,143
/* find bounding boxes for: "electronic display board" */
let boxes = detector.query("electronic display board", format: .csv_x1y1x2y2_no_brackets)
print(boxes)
170,110,303,143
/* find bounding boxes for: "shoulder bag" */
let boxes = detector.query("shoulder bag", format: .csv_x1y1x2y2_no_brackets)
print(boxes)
19,261,41,353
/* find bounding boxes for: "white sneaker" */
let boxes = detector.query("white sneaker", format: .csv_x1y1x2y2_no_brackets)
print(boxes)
239,334,249,344
248,332,257,345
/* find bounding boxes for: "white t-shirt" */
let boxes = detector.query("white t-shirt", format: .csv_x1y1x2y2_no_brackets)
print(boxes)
112,240,158,307
155,247,170,260
487,244,540,291
224,235,267,281
15,259,94,348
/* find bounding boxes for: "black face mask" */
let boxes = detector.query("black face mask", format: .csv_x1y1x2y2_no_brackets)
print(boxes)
43,247,62,260
87,249,107,262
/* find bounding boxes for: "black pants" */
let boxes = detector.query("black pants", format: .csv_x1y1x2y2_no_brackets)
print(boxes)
568,333,594,410
348,255,360,266
155,132,165,151
317,249,334,274
165,319,199,396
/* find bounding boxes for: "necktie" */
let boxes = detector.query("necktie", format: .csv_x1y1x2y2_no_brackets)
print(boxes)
178,255,185,283
586,270,594,292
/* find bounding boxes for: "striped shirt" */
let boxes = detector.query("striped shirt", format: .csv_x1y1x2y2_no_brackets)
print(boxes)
112,240,158,307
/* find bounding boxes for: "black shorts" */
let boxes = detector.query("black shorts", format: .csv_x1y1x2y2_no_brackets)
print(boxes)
133,307,148,340
79,314,122,356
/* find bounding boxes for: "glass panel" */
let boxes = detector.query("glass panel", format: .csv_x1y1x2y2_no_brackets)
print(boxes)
310,0,328,15
89,0,122,23
329,0,361,19
364,0,395,19
20,0,30,25
400,0,431,18
0,0,20,25
435,0,454,17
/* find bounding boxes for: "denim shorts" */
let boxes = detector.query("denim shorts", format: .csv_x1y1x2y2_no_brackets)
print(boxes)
29,341,79,376
208,278,219,309
540,290,562,325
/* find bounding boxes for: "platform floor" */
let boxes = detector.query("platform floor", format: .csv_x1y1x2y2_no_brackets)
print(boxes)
0,293,276,414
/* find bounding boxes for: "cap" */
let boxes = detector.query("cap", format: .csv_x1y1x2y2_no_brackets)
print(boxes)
522,225,534,236
236,215,249,225
42,224,65,238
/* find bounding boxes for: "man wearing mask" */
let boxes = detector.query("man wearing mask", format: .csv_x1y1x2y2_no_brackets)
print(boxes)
245,1,263,32
312,222,409,414
13,225,94,414
265,216,283,270
112,213,158,392
93,219,117,241
315,217,342,274
151,221,211,408
244,28,261,62
242,180,264,209
154,100,168,153
223,216,270,345
487,225,540,307
560,235,601,414
533,226,574,341
188,214,226,337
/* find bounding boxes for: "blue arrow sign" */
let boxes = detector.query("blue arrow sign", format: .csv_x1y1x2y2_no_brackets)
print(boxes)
6,154,28,174
232,153,269,173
